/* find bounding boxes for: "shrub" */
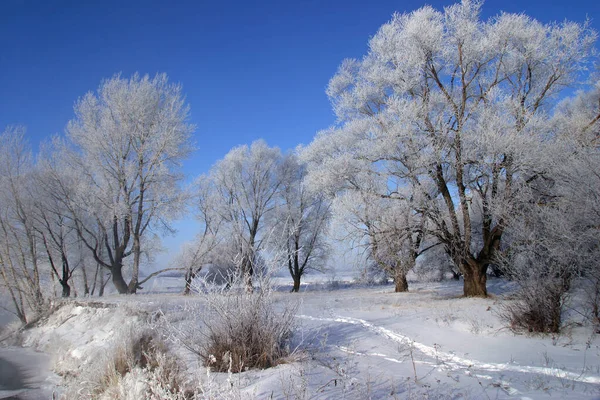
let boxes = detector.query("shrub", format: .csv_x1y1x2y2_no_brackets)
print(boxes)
198,282,296,372
171,274,297,373
500,277,568,334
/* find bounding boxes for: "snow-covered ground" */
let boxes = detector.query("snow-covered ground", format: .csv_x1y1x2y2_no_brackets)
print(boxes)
12,277,600,399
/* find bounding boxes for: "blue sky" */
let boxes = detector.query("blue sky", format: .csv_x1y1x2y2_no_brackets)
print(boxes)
1,0,598,268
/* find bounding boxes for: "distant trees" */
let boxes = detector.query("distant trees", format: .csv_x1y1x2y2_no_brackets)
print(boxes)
0,73,194,315
64,73,194,294
302,0,596,297
178,177,222,295
191,142,331,292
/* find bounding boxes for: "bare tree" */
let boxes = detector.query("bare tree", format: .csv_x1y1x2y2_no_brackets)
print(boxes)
302,0,596,296
175,176,222,294
32,145,82,298
64,73,194,294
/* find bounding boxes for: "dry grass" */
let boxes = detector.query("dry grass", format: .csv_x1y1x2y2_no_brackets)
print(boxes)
62,324,193,399
197,285,297,372
499,281,566,334
168,274,298,374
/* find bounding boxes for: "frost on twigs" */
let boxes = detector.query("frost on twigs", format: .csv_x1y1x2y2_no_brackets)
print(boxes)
166,272,298,373
300,0,597,298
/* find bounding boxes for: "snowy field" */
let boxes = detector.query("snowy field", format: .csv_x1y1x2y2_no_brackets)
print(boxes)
6,276,599,399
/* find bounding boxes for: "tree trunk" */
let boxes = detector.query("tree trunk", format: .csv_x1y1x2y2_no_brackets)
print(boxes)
462,261,487,297
81,263,90,296
548,294,562,333
244,272,254,293
127,236,141,294
49,268,58,297
394,271,409,292
99,276,106,297
60,281,71,298
184,269,195,295
291,275,301,292
90,263,100,296
111,266,130,294
242,252,254,292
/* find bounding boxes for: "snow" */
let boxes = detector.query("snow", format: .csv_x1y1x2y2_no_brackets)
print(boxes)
14,278,600,399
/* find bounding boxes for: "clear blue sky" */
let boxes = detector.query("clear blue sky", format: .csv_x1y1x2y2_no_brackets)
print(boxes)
2,0,598,175
1,0,598,268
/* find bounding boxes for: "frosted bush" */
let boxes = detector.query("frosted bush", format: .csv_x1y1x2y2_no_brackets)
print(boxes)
167,273,298,373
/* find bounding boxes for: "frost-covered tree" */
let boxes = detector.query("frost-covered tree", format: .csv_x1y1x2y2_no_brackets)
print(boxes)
177,176,222,295
333,186,426,292
0,127,46,322
201,140,285,290
499,80,600,332
273,154,330,292
302,0,596,297
33,155,79,298
65,73,194,294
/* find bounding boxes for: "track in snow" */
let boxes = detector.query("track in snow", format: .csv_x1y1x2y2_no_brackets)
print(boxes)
298,314,600,385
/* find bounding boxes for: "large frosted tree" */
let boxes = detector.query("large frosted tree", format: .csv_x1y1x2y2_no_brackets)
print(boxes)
302,0,596,296
65,73,194,294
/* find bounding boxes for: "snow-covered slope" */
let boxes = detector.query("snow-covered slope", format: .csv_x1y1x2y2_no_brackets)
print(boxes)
15,279,600,399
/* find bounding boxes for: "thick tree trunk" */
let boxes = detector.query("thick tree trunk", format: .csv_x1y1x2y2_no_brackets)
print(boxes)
462,261,487,297
394,271,409,292
244,272,253,293
291,276,301,292
111,266,130,294
127,236,141,294
548,294,562,333
60,281,71,298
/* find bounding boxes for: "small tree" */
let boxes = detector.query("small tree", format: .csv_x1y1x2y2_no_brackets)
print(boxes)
33,144,82,298
174,176,222,295
273,154,331,292
332,189,425,292
499,80,600,333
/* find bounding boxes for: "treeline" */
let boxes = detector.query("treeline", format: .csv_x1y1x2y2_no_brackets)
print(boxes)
1,0,600,333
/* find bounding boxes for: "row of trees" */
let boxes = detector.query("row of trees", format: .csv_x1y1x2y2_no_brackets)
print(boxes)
2,0,599,333
177,141,331,293
0,70,334,327
0,74,194,322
